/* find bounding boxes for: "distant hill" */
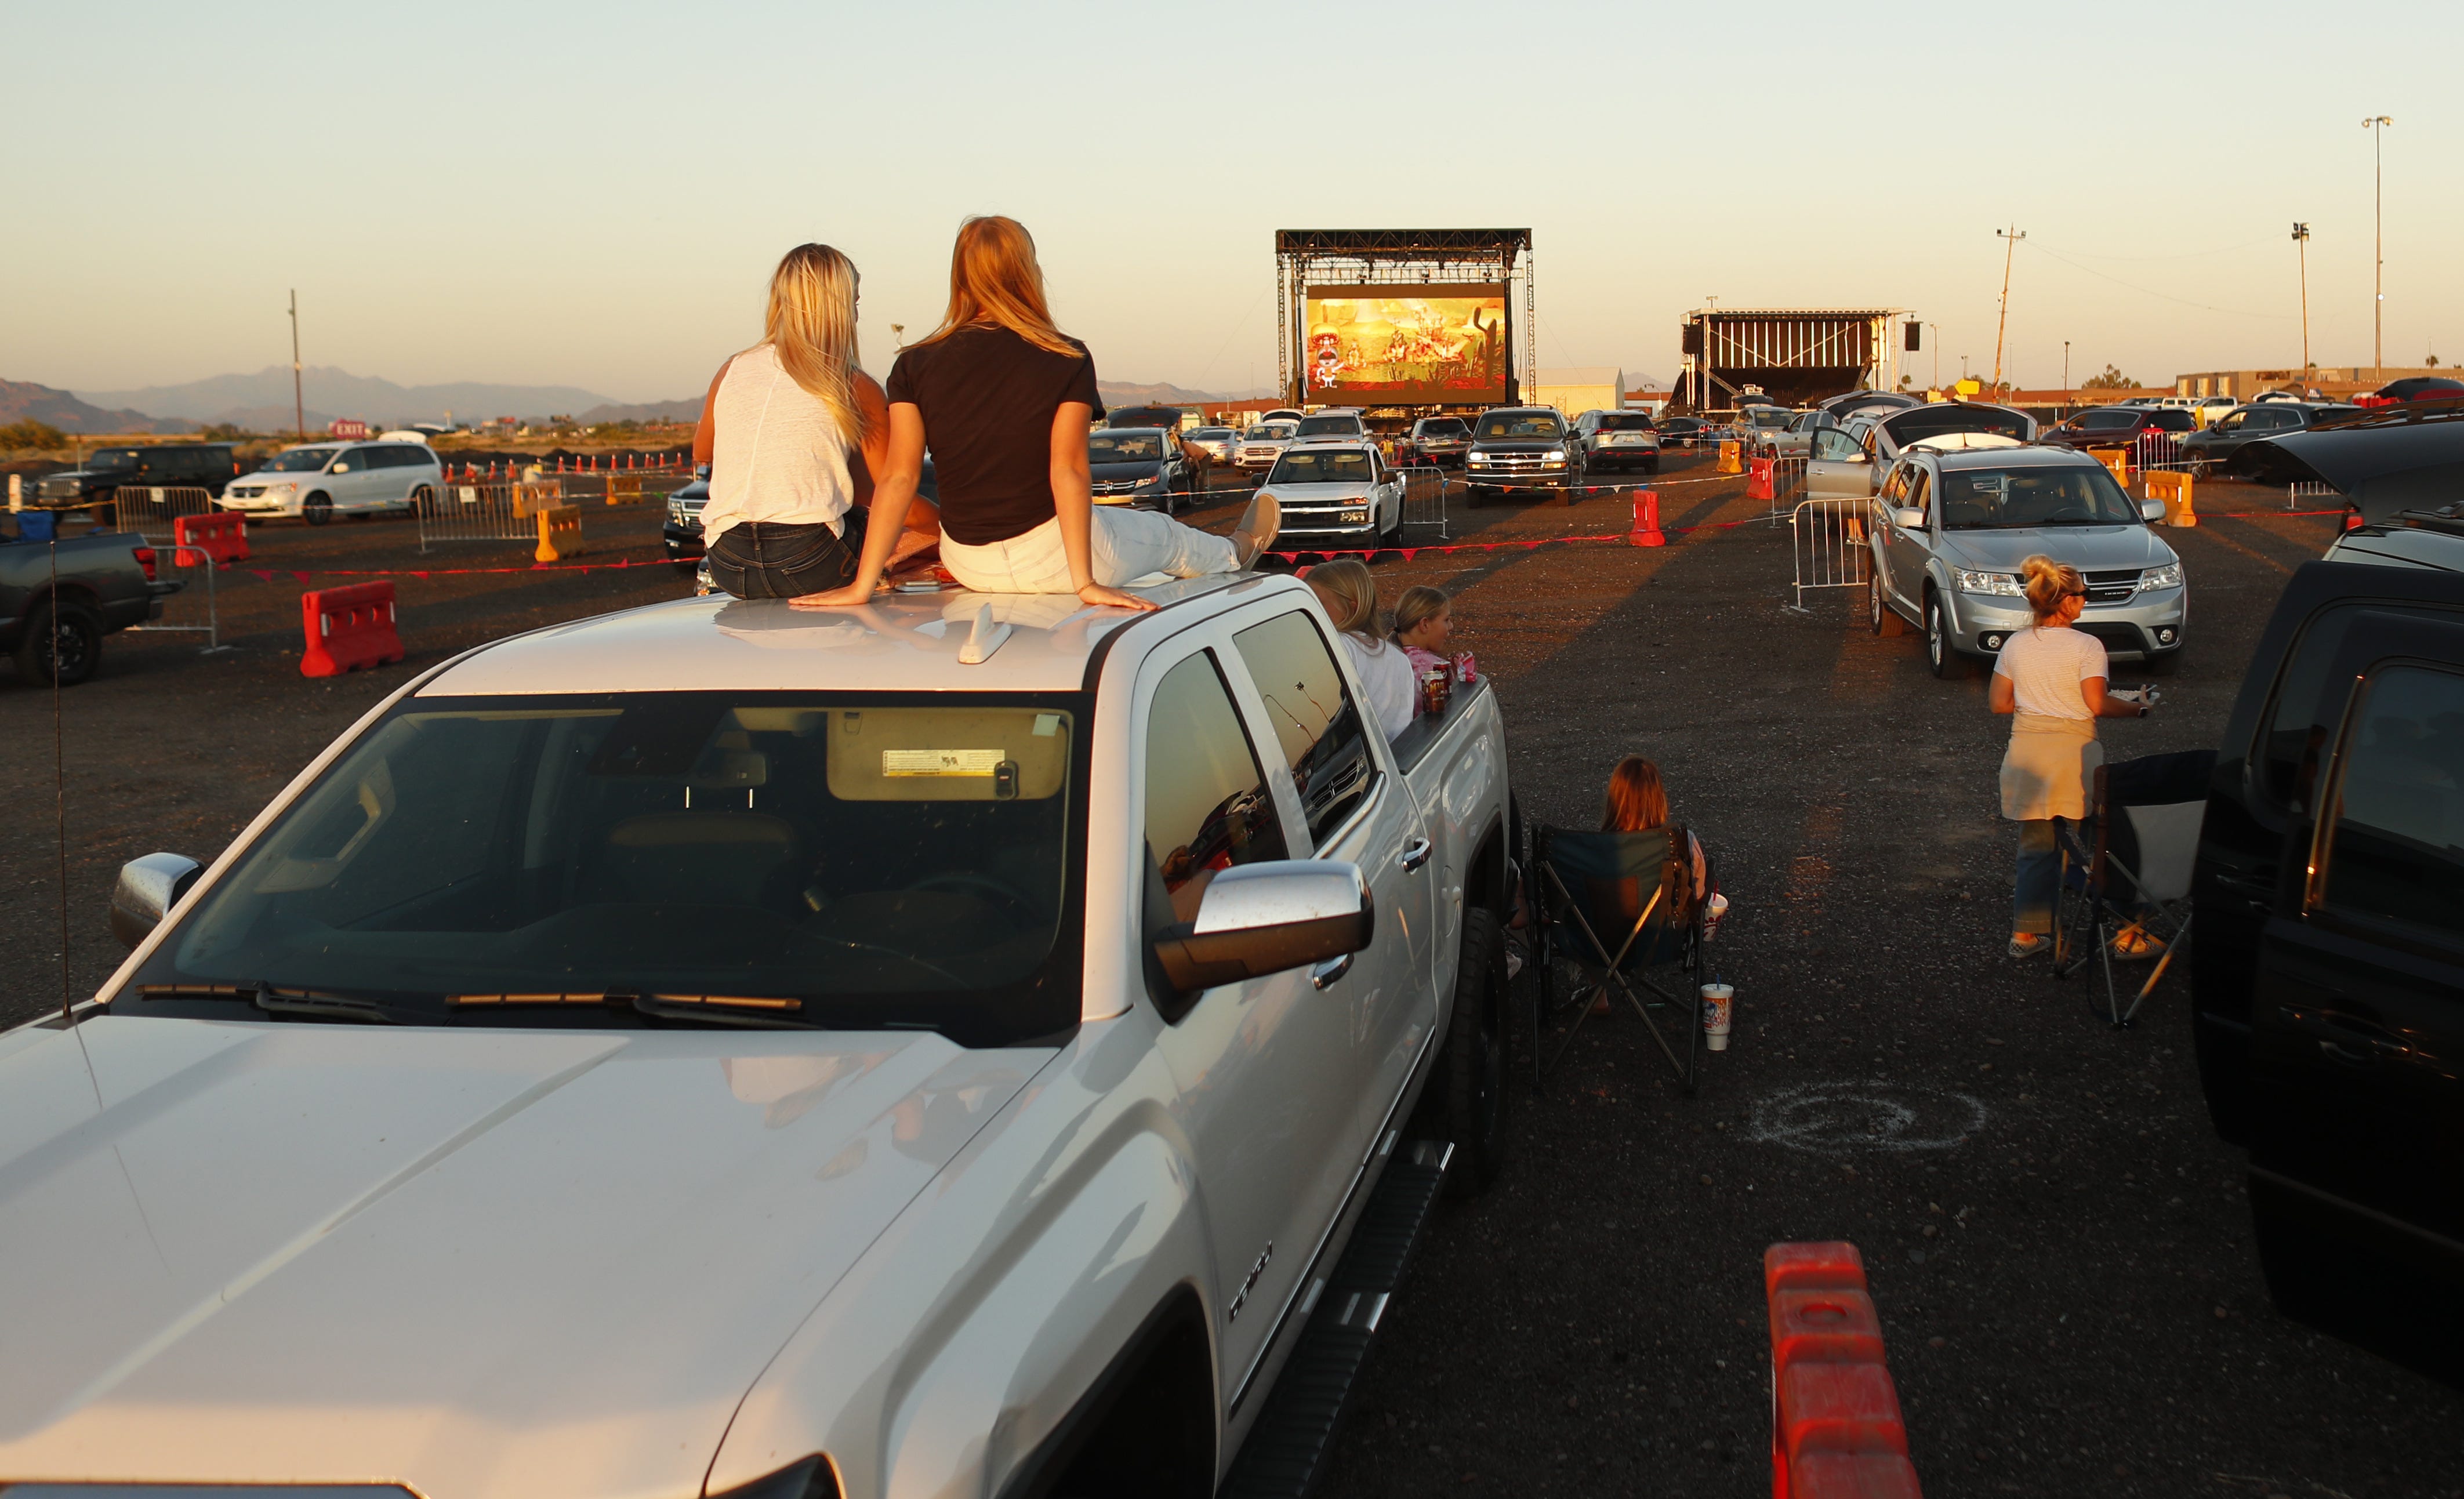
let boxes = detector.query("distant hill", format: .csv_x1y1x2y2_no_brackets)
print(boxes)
0,379,191,435
74,366,619,427
577,398,702,425
1098,380,1277,409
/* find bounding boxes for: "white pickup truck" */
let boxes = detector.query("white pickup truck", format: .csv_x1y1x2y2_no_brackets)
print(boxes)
0,572,1518,1499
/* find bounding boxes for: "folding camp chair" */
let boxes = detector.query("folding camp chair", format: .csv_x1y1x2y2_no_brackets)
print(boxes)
2053,749,2213,1028
1525,823,1708,1094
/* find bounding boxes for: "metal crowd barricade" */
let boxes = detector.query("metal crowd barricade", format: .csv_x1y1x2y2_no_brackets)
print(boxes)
1396,464,1451,539
418,481,564,552
111,485,215,541
2287,480,2342,512
128,538,232,654
1788,496,1872,613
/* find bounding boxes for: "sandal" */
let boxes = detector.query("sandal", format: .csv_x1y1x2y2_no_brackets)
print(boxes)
1232,493,1280,569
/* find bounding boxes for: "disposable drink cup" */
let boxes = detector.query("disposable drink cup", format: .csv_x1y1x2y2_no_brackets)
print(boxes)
1700,983,1734,1051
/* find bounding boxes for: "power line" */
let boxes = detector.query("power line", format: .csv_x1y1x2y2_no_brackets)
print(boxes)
2022,240,2294,320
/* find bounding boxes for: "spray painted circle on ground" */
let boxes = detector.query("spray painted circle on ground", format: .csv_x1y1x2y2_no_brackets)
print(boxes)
1747,1081,1988,1155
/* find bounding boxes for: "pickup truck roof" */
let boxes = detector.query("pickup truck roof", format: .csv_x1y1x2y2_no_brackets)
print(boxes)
421,574,1280,698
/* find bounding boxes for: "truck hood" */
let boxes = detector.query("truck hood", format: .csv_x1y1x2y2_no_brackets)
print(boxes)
0,1015,1048,1497
1937,524,2177,572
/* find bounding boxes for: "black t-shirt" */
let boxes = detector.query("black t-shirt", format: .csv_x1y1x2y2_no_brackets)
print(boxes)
886,324,1104,546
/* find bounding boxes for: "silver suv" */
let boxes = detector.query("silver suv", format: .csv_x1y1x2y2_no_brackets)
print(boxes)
1867,445,2187,677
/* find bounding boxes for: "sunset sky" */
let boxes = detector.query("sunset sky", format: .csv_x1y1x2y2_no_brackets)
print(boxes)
7,0,2456,403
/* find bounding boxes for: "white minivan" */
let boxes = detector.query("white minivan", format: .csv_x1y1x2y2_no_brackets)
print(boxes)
218,440,444,525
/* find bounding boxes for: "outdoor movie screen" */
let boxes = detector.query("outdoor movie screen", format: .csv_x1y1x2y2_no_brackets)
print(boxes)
1302,286,1508,404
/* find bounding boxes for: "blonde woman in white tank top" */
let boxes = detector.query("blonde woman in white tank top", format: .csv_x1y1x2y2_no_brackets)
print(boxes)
690,244,937,599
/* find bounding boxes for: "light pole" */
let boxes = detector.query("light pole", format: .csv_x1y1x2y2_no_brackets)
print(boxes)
288,289,305,441
1991,226,2026,393
2291,223,2311,373
2063,340,2071,416
2364,115,2392,378
1925,322,1940,391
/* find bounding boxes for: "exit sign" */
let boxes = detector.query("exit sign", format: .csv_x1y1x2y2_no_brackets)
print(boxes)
328,419,369,440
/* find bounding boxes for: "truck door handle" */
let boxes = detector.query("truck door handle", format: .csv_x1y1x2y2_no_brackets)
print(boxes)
1399,838,1433,873
2277,1004,2406,1065
1311,953,1353,990
2213,872,2273,910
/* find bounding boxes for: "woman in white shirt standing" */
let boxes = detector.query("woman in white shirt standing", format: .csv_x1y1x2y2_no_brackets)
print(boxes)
692,243,906,600
1305,558,1416,741
1991,555,2154,958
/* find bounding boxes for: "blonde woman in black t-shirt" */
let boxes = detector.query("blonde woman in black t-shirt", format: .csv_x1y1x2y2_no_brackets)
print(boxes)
795,216,1278,614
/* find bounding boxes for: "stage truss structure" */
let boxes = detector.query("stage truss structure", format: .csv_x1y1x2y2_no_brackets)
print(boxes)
1275,228,1535,409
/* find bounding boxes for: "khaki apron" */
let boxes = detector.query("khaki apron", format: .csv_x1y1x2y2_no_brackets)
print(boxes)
2000,713,2101,821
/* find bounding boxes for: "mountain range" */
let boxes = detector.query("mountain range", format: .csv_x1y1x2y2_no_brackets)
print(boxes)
1,379,193,435
74,366,627,429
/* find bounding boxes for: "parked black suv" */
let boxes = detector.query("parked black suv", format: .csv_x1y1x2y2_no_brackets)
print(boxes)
2193,543,2464,1358
2178,402,2360,481
32,444,240,509
1461,408,1574,506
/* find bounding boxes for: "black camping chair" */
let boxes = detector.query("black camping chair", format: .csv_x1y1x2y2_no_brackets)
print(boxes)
2053,749,2213,1027
1525,823,1709,1094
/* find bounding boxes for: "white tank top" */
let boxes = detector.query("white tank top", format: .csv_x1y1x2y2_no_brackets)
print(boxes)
699,343,857,541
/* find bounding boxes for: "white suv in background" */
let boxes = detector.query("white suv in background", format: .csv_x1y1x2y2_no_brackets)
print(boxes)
219,440,444,525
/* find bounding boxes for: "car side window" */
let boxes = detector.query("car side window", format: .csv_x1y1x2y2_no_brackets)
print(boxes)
2259,605,2368,812
1813,428,1859,462
1232,610,1376,848
2215,411,2245,432
1143,650,1289,932
2317,663,2464,941
1903,468,1932,521
1878,466,1907,505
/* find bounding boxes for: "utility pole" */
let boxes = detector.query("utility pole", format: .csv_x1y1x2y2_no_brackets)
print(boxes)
1991,226,2025,394
2291,223,2312,372
2063,340,2071,416
1925,322,1940,391
2363,117,2392,378
288,289,305,441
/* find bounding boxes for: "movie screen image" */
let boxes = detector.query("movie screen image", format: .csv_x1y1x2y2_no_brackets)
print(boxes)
1303,288,1507,404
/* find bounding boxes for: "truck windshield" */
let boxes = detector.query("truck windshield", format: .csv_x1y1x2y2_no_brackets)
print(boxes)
1271,449,1374,484
259,447,343,473
85,449,143,470
1475,413,1561,439
123,691,1090,1045
1936,467,2142,529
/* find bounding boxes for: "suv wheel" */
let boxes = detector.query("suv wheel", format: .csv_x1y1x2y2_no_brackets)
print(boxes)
1870,572,1905,637
1925,590,1960,678
303,492,334,527
13,599,103,687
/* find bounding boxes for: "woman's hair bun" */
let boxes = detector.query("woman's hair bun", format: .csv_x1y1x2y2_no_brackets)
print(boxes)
2020,554,2084,618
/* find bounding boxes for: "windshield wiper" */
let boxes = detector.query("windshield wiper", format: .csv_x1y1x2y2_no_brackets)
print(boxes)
138,982,420,1024
445,990,819,1029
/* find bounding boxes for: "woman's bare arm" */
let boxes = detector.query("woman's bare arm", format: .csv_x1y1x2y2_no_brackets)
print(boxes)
790,402,924,608
1988,669,2015,714
691,357,734,465
2081,677,2148,718
1051,401,1156,612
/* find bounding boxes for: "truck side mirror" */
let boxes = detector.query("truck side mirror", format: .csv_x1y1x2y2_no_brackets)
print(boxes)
1152,860,1373,992
111,852,203,948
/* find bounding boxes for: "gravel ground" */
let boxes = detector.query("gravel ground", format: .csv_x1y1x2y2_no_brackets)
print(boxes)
3,459,2456,1497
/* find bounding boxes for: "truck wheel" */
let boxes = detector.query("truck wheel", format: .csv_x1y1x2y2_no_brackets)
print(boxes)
304,493,334,527
1431,907,1511,1197
14,600,103,687
1463,484,1485,510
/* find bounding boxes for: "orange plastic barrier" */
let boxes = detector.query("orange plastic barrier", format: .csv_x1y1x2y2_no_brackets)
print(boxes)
1748,457,1776,502
2088,447,2131,486
1718,440,1744,475
172,511,249,568
300,581,403,678
1765,1242,1922,1499
535,504,585,562
2145,469,2196,527
1629,488,1665,547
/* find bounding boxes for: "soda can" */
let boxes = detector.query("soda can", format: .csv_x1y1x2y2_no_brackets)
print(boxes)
1700,982,1734,1052
1418,666,1451,717
1452,650,1477,684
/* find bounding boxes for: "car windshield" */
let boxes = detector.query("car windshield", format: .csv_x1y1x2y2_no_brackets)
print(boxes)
1884,406,2031,445
1294,416,1361,437
1089,433,1165,463
1937,466,2140,529
1475,413,1561,439
260,447,342,473
1244,424,1294,440
1744,408,1791,429
1596,414,1654,431
124,691,1088,1044
1271,449,1374,484
85,448,143,470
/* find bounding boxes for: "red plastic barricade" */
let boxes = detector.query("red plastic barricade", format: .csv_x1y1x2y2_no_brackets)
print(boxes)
172,511,250,568
300,580,404,678
1748,456,1777,502
1628,488,1665,547
1765,1242,1922,1499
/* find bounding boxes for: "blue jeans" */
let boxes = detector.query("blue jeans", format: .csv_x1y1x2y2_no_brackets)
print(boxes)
2013,819,2063,935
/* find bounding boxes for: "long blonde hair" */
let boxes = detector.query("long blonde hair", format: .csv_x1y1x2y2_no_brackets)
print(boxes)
2019,554,2085,625
1307,558,1379,638
916,216,1079,357
760,243,868,447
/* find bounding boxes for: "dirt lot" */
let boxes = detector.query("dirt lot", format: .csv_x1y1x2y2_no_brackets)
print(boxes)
5,459,2456,1497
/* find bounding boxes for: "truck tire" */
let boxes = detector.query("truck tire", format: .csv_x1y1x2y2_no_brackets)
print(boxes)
1431,906,1510,1197
14,599,103,687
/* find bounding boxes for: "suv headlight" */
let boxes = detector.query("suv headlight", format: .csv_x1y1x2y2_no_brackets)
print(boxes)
2136,562,2183,591
1956,569,2025,597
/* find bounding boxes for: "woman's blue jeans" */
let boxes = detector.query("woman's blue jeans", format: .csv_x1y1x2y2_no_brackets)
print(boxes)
2013,819,2063,935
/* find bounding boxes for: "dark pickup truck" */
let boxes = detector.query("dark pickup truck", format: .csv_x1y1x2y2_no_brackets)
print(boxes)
2193,540,2464,1360
1,524,182,684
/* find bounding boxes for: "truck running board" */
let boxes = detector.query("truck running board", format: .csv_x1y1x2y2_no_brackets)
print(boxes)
1220,1139,1453,1499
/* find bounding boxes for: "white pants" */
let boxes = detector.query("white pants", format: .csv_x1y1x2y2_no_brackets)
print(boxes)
938,509,1239,594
